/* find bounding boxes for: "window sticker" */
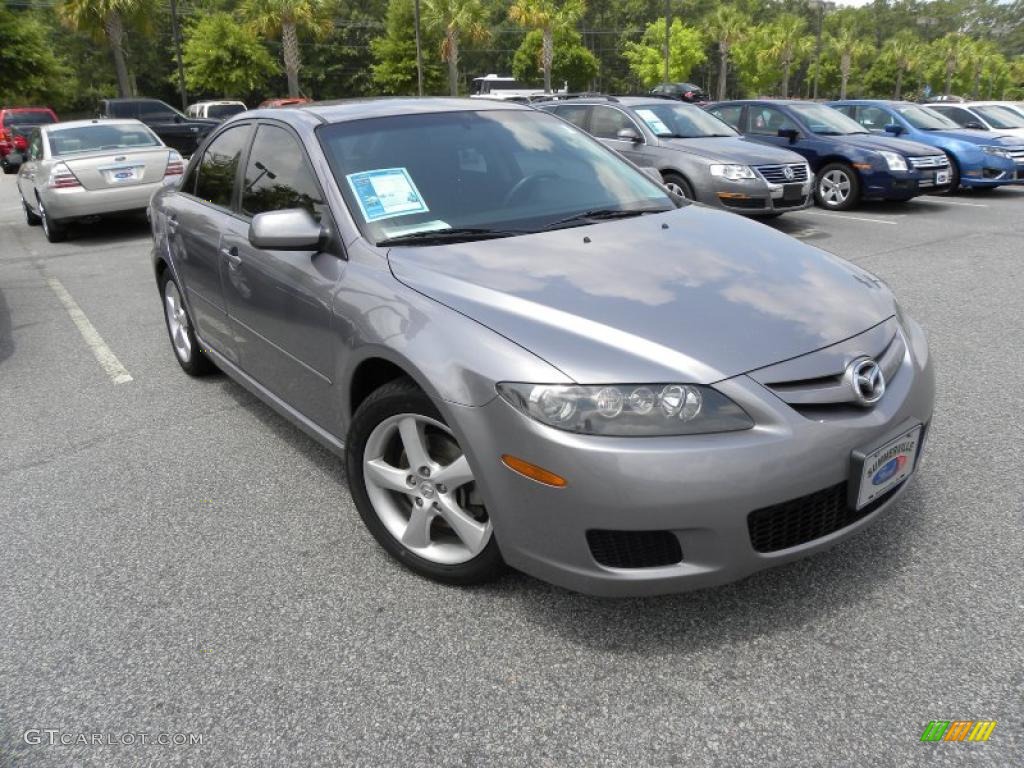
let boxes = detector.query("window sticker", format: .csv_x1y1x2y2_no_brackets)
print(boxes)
346,167,428,222
381,220,451,238
635,109,670,136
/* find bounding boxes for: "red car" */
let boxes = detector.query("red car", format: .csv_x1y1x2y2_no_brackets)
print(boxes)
1,107,58,173
257,97,311,109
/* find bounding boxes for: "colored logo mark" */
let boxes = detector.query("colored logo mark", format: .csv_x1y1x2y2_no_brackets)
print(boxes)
872,454,907,486
920,720,997,742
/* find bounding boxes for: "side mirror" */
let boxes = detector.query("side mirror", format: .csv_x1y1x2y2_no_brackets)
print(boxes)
249,208,324,250
616,127,642,143
884,123,904,135
777,128,800,142
964,120,987,130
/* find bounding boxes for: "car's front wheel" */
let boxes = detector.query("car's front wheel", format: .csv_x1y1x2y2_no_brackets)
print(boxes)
661,171,695,200
347,378,504,585
159,271,213,376
814,163,860,210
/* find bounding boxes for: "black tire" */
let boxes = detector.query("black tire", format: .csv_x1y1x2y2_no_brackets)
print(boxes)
1,159,16,175
158,270,214,376
24,200,41,227
661,171,695,200
814,162,860,211
38,195,67,242
936,153,960,194
346,377,505,586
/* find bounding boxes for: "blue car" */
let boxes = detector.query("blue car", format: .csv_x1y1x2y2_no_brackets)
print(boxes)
828,100,1024,191
707,100,953,210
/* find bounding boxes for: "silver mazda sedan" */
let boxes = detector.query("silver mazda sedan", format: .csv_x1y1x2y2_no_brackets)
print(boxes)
150,99,934,596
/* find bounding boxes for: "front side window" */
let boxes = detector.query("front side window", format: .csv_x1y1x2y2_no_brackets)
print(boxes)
855,106,893,130
789,104,866,135
748,107,798,136
46,124,160,156
931,106,978,128
631,102,736,138
193,125,250,208
28,131,42,160
139,100,180,121
242,124,325,220
588,107,640,140
318,108,672,245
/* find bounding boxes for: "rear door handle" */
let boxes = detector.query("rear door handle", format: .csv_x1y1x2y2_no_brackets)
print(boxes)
167,214,179,233
221,246,241,266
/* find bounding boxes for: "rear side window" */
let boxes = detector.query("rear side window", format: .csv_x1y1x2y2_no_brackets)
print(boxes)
856,106,892,130
550,105,589,129
193,125,250,209
709,105,742,129
749,107,798,136
241,124,325,221
932,106,975,127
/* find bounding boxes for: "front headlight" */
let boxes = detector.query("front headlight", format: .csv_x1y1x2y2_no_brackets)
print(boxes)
496,383,754,436
982,145,1011,158
877,151,908,171
710,164,756,181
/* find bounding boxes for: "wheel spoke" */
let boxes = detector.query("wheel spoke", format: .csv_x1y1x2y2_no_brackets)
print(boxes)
401,504,434,549
436,496,488,554
398,416,431,470
433,454,473,490
365,458,412,494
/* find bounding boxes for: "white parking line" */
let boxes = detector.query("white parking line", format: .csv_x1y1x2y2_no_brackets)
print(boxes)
914,198,988,208
798,210,899,225
46,276,133,385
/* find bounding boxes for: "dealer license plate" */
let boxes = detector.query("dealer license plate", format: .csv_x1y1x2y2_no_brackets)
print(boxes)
935,170,950,185
852,425,922,510
102,165,140,184
783,183,803,201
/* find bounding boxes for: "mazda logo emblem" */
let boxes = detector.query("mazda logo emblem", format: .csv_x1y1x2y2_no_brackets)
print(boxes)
845,358,885,406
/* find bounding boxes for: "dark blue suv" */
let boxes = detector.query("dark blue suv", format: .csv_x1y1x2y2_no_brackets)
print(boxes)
707,100,952,210
828,100,1024,190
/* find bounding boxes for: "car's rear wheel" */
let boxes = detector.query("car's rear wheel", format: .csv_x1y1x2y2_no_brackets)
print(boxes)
347,378,504,585
38,196,67,242
159,271,213,376
23,199,41,227
661,171,694,200
1,158,16,175
814,163,859,210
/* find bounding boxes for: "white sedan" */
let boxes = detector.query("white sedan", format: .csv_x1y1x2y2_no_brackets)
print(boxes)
15,118,184,242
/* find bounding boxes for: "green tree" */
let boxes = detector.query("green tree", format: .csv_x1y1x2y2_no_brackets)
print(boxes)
763,14,811,98
0,8,70,105
58,0,149,97
371,0,445,95
421,0,490,96
706,5,749,101
182,13,278,99
881,30,922,100
828,19,871,99
242,0,331,97
732,24,779,97
622,17,706,89
512,28,598,91
935,32,972,95
508,0,586,94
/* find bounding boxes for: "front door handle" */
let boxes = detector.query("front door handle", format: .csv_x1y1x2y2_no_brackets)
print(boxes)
221,246,241,266
167,214,179,234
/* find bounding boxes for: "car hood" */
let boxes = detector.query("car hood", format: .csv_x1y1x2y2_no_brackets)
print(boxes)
387,206,896,384
828,133,937,156
660,136,805,164
926,129,1021,146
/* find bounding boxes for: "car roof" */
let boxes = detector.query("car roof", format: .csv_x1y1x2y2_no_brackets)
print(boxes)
266,97,529,125
44,118,149,132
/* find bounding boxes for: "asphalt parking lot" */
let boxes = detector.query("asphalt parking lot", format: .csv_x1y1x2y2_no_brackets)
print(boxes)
1,173,1022,767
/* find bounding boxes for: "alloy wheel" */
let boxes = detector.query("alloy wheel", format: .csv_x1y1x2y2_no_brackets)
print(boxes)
819,170,852,207
163,280,192,363
664,181,689,198
362,413,491,565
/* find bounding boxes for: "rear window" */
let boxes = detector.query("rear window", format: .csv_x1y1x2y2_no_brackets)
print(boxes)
47,124,161,156
3,110,55,127
208,104,246,119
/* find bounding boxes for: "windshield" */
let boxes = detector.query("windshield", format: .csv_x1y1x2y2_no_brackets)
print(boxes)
208,104,246,119
791,103,867,135
47,124,160,155
632,102,736,138
3,110,55,127
318,109,673,246
973,105,1024,129
895,105,958,130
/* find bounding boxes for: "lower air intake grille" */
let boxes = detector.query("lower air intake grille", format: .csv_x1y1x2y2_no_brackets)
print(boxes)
747,481,901,553
586,529,683,568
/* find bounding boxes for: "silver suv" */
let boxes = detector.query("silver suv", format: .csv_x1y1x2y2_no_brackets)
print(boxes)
540,96,812,217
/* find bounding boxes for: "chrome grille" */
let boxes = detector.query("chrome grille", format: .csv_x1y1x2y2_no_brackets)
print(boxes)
908,155,949,170
1007,147,1024,163
756,163,809,183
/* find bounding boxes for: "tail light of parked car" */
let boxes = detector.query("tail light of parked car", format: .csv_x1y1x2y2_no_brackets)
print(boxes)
164,150,185,178
47,162,81,189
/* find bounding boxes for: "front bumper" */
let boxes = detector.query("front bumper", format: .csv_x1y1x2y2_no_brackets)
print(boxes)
960,158,1024,187
40,181,166,220
447,318,935,597
860,168,951,200
703,176,813,216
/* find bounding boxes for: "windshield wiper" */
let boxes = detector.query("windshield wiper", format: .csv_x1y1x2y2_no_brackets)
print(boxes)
542,207,665,231
376,227,524,246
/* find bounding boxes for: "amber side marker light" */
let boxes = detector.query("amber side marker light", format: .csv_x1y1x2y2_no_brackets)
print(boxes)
501,455,567,488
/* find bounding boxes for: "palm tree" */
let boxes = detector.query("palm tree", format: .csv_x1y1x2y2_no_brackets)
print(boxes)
828,21,870,99
706,6,749,101
59,0,146,97
421,0,489,97
763,14,811,98
242,0,331,98
507,0,586,94
964,40,999,99
936,32,971,96
881,30,922,100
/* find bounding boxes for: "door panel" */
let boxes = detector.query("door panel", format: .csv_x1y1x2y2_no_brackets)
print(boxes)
222,123,340,428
